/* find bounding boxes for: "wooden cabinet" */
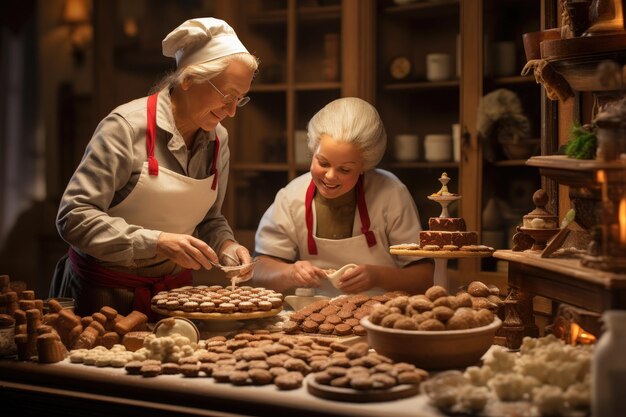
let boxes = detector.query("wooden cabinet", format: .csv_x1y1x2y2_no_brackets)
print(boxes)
217,0,374,248
373,0,548,288
91,0,552,285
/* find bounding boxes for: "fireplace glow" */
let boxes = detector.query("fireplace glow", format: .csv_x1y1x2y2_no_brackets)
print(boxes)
597,170,608,202
570,322,597,345
618,197,626,245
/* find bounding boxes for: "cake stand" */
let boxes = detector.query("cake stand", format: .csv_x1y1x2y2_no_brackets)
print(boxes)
390,173,494,292
426,194,461,218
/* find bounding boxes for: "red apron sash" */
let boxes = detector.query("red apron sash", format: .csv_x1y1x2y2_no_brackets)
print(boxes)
304,174,377,255
146,92,220,189
67,248,192,318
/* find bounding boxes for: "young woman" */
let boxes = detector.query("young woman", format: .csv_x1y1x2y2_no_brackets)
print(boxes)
253,97,433,296
52,18,258,316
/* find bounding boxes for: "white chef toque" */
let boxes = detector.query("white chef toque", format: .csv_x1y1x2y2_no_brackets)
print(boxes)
162,17,249,68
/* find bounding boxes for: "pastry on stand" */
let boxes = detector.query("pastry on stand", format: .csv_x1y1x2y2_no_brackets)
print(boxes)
390,173,494,291
512,189,560,252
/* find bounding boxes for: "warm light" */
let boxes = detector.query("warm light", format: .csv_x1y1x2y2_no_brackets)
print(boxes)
123,18,139,38
570,322,597,345
618,197,626,244
597,169,609,203
61,0,91,25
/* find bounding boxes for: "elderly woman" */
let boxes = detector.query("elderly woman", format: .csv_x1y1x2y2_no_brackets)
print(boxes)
253,97,433,296
52,18,258,316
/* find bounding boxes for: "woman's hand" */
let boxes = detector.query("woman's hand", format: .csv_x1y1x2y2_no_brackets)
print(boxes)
219,242,253,266
289,261,325,288
156,232,219,270
337,264,377,293
219,242,254,282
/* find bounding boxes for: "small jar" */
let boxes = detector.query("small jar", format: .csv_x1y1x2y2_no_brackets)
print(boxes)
424,134,452,162
0,313,17,357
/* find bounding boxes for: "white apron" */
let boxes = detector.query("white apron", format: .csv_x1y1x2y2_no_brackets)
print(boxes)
300,177,395,297
107,93,220,235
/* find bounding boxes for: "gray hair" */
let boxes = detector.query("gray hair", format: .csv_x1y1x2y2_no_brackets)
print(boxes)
151,52,259,93
307,97,387,171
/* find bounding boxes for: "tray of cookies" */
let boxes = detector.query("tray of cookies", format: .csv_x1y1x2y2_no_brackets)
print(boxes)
389,244,495,258
281,292,405,337
151,285,283,321
305,341,428,403
306,374,422,403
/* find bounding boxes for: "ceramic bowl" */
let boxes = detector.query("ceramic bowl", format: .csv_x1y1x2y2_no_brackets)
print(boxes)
361,316,502,370
154,317,200,344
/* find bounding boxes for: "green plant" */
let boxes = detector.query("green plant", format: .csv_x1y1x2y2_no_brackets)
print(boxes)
565,122,597,160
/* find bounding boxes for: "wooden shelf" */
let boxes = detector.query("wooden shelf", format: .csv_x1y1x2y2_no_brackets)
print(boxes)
383,80,460,91
248,9,287,25
231,163,289,172
493,159,536,167
250,83,288,93
526,155,626,186
248,5,341,25
541,33,626,92
382,161,459,169
294,82,342,91
490,75,536,86
297,5,342,21
383,0,459,18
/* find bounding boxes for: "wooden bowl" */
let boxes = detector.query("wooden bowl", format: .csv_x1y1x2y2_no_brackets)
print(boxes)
361,316,501,370
522,28,561,61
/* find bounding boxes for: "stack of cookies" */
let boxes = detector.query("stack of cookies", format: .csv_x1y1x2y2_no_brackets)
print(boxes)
151,285,284,315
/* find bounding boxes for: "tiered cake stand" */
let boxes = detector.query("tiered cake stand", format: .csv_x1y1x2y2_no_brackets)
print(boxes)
390,174,494,291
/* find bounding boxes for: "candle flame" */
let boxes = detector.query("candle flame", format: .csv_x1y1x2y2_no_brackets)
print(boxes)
597,170,606,183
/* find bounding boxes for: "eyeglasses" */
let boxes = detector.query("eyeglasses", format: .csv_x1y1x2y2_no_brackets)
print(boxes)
207,79,250,108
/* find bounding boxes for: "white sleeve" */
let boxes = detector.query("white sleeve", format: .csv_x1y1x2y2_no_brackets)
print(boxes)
56,113,160,265
254,187,299,261
385,180,423,266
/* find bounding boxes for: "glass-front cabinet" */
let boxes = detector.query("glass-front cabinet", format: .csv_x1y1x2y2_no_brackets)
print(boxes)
92,0,556,286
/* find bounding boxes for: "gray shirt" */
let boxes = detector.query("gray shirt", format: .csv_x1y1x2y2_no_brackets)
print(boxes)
56,88,235,277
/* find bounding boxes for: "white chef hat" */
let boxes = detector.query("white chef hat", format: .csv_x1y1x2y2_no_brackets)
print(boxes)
162,17,249,68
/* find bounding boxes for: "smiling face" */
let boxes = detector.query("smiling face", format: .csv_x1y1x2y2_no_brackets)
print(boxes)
181,60,254,132
310,134,364,199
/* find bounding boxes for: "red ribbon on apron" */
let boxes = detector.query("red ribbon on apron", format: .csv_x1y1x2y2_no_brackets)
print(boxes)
305,175,376,255
146,93,221,190
68,247,192,319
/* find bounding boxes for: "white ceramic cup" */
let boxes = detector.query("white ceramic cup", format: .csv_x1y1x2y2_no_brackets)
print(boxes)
394,134,419,161
424,134,452,162
492,41,516,77
426,53,452,81
452,123,461,162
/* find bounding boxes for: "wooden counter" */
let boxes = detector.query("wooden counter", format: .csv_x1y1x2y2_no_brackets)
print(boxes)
493,250,626,348
0,358,445,417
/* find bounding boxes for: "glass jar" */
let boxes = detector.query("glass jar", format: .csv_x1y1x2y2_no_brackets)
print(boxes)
592,309,626,417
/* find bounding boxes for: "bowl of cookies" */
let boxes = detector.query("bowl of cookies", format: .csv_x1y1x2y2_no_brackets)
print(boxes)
360,283,502,370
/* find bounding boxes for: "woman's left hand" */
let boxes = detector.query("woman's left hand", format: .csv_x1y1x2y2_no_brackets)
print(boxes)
336,264,377,293
219,242,254,281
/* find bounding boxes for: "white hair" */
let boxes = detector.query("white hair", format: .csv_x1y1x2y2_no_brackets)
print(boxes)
307,97,387,171
152,52,259,92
